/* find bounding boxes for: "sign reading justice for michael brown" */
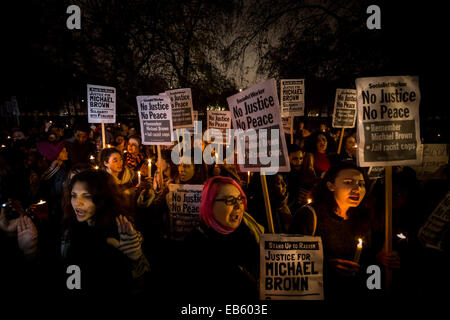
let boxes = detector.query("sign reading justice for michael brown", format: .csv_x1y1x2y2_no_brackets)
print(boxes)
356,76,422,167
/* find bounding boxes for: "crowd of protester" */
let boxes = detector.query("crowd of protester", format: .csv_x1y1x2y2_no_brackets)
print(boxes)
0,117,448,301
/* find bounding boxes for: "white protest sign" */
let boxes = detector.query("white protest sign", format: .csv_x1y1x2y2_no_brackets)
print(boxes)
368,166,385,180
280,79,305,116
260,234,324,300
165,88,194,129
281,116,293,134
412,144,449,180
227,79,291,173
207,110,231,142
87,84,116,123
167,184,203,241
418,191,450,251
332,89,357,128
136,95,173,146
356,76,422,167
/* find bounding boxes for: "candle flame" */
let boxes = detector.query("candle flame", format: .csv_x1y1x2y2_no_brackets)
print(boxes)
94,165,99,170
247,171,250,176
357,238,363,248
307,198,312,204
354,144,358,148
37,200,46,205
137,171,141,176
89,155,95,160
397,233,407,240
107,144,111,148
148,159,152,165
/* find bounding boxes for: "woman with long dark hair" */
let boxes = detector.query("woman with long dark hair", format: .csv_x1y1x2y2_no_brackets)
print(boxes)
60,169,149,294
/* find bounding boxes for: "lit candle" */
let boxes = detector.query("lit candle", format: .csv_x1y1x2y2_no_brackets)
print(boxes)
247,171,250,185
397,233,406,240
215,152,219,164
353,238,363,263
37,200,46,205
137,171,141,185
94,165,99,170
307,198,312,204
107,144,111,148
148,159,152,179
89,155,95,161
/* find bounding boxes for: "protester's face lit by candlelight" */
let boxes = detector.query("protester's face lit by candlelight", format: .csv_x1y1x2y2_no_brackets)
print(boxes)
58,147,69,161
127,138,139,155
316,134,327,153
179,162,195,182
157,157,169,173
213,184,244,229
71,181,96,223
345,136,357,157
75,130,88,144
327,168,366,208
289,150,304,170
272,174,287,197
104,152,123,174
12,131,26,141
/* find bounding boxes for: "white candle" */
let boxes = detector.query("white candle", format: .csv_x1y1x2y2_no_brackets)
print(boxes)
353,238,363,263
137,171,141,185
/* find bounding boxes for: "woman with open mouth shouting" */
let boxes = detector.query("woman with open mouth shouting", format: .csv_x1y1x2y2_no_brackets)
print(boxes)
180,176,264,301
60,169,149,295
290,162,374,301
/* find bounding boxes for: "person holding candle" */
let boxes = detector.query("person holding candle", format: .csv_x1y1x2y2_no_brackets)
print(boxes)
289,162,374,300
285,143,318,213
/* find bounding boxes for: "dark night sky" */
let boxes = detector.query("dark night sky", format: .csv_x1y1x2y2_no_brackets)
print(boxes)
0,1,448,140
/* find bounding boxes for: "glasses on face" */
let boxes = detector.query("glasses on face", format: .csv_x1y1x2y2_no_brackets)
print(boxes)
214,195,245,206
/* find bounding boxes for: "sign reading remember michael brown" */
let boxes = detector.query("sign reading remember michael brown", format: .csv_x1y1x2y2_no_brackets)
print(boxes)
356,76,421,167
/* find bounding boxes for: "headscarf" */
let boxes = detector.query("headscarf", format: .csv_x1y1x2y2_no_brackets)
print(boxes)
199,176,247,234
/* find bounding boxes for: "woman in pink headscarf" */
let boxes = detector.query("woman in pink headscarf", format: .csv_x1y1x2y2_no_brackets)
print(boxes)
181,176,264,301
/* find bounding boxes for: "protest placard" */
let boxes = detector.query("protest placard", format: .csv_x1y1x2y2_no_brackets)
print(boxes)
206,110,231,142
136,95,173,145
165,88,194,128
412,144,449,180
87,84,116,123
418,191,450,251
368,166,385,180
260,234,324,300
332,89,357,128
280,79,305,116
227,78,290,174
167,184,203,241
355,76,422,167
